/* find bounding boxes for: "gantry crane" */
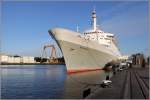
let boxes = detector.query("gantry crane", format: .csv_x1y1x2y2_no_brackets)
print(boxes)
41,44,58,63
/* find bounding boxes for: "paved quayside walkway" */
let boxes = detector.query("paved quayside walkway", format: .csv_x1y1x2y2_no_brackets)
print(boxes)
87,67,149,99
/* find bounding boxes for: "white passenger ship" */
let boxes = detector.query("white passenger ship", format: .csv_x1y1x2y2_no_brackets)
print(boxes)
49,9,121,74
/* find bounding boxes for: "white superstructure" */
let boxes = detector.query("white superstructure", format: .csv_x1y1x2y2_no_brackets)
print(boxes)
49,9,121,73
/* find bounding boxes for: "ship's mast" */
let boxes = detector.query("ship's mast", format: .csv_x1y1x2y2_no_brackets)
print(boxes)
92,8,97,31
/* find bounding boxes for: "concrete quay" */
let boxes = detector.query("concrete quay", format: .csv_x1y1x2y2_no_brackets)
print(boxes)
86,66,149,99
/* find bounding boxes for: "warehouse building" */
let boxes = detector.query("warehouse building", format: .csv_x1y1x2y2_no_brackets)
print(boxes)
0,54,35,64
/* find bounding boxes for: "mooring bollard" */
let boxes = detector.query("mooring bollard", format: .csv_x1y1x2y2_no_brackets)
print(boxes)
113,71,116,75
106,75,109,80
83,88,91,98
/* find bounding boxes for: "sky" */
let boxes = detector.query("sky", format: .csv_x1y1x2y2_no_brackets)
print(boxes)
1,1,149,57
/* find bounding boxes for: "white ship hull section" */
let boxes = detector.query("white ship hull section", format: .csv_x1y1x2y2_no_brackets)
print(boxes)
49,28,120,71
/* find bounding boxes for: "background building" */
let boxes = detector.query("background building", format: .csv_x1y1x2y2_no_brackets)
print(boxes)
0,54,35,64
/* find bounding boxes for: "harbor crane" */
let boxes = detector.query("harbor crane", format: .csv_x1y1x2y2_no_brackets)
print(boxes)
41,44,58,63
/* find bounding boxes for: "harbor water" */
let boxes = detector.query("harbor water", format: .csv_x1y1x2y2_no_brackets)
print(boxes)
1,65,111,99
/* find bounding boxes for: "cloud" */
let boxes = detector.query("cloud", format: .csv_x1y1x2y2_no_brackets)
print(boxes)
100,2,148,37
98,2,148,55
